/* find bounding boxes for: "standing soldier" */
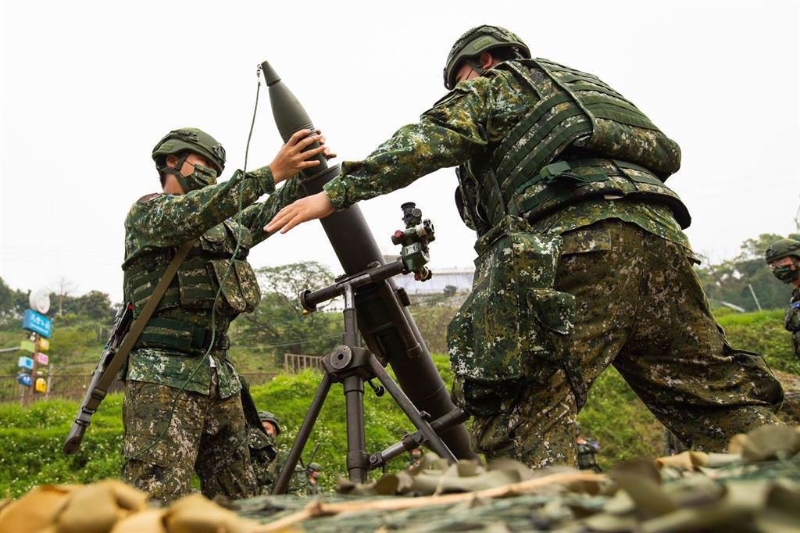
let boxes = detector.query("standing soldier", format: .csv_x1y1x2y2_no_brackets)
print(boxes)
121,127,333,504
306,462,323,496
267,25,784,469
260,412,309,496
766,238,800,359
575,423,601,472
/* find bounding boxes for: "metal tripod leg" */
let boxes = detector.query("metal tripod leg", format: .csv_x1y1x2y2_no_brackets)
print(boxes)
272,372,333,495
366,353,457,463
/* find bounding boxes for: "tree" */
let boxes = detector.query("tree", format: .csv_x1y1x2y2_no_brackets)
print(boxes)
696,232,800,312
50,277,77,317
238,262,341,364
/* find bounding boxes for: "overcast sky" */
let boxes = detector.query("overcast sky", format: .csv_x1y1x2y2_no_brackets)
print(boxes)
2,0,798,305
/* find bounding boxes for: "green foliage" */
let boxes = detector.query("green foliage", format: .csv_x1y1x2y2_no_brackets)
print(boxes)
408,303,459,355
716,309,800,374
696,232,800,312
249,368,416,493
0,396,124,498
237,262,342,366
577,368,662,468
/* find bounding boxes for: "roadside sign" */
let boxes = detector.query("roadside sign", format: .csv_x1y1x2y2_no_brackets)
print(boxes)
22,310,53,339
35,378,47,393
38,338,50,351
17,374,32,387
34,353,49,365
18,356,34,370
20,340,36,353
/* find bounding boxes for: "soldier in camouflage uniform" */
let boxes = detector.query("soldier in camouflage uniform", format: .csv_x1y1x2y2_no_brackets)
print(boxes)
266,26,784,469
121,126,332,504
765,239,800,359
249,411,280,491
305,462,323,496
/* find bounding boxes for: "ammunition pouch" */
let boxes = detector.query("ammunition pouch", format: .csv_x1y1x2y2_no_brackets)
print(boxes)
512,158,691,228
448,216,575,415
124,221,261,318
135,317,230,355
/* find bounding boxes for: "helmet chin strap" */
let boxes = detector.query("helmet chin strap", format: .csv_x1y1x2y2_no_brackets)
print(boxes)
160,153,193,193
465,58,488,79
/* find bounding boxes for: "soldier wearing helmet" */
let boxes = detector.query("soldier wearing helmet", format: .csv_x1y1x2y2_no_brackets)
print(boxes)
259,410,283,437
766,238,800,360
120,126,334,504
305,462,323,495
266,25,783,470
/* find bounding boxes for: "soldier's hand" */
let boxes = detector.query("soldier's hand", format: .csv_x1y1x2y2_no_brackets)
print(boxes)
265,192,335,234
269,129,334,184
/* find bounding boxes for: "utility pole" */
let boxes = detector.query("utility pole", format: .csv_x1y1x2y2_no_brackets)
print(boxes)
748,284,762,312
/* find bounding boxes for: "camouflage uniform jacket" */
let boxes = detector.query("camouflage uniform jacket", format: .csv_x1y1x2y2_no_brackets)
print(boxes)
265,449,308,496
785,287,800,358
123,167,304,397
322,59,691,251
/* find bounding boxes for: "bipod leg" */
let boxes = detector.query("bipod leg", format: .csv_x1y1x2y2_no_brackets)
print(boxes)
366,354,457,463
273,372,333,495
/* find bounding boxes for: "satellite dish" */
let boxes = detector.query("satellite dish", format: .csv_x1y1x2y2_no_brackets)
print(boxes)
29,289,51,314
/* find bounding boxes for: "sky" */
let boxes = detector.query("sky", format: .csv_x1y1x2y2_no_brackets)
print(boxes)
1,0,798,305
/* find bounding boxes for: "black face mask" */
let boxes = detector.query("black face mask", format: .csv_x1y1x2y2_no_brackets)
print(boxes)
772,265,799,284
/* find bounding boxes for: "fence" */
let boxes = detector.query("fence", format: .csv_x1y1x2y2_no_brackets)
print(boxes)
283,353,323,373
0,372,279,405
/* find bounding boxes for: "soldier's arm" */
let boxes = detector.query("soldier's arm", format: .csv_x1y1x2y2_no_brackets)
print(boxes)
237,176,306,247
126,167,276,248
265,75,512,235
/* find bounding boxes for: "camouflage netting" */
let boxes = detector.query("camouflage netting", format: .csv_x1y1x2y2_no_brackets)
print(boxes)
2,425,799,532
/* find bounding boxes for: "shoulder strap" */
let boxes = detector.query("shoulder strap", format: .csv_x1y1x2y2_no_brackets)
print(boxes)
97,239,197,390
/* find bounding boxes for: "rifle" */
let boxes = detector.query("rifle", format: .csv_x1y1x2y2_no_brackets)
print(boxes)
63,239,196,455
63,303,133,454
303,442,321,474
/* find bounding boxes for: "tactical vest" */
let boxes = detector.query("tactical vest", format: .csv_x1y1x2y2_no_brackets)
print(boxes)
123,218,261,353
459,58,690,231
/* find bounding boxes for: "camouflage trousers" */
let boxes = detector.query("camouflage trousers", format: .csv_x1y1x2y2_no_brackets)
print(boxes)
470,220,784,469
122,371,258,504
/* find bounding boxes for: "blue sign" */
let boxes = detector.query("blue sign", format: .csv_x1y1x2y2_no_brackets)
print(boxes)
22,309,52,338
18,356,34,370
17,374,32,387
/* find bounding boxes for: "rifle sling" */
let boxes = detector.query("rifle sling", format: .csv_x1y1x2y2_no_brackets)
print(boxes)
95,239,196,395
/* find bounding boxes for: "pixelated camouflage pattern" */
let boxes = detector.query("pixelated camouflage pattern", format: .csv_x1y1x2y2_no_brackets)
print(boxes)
121,165,303,502
318,59,782,470
248,427,276,490
784,288,800,358
264,450,308,497
122,168,304,395
448,216,574,396
324,60,685,233
510,58,681,177
122,378,257,504
468,221,783,469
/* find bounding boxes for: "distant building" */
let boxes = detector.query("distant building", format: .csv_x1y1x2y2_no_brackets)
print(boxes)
383,255,474,298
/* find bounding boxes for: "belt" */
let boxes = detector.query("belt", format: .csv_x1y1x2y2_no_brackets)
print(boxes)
137,317,230,354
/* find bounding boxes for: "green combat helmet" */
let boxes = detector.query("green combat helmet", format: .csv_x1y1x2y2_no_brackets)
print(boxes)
307,462,322,472
258,411,282,436
443,24,531,90
764,239,800,264
151,127,226,174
